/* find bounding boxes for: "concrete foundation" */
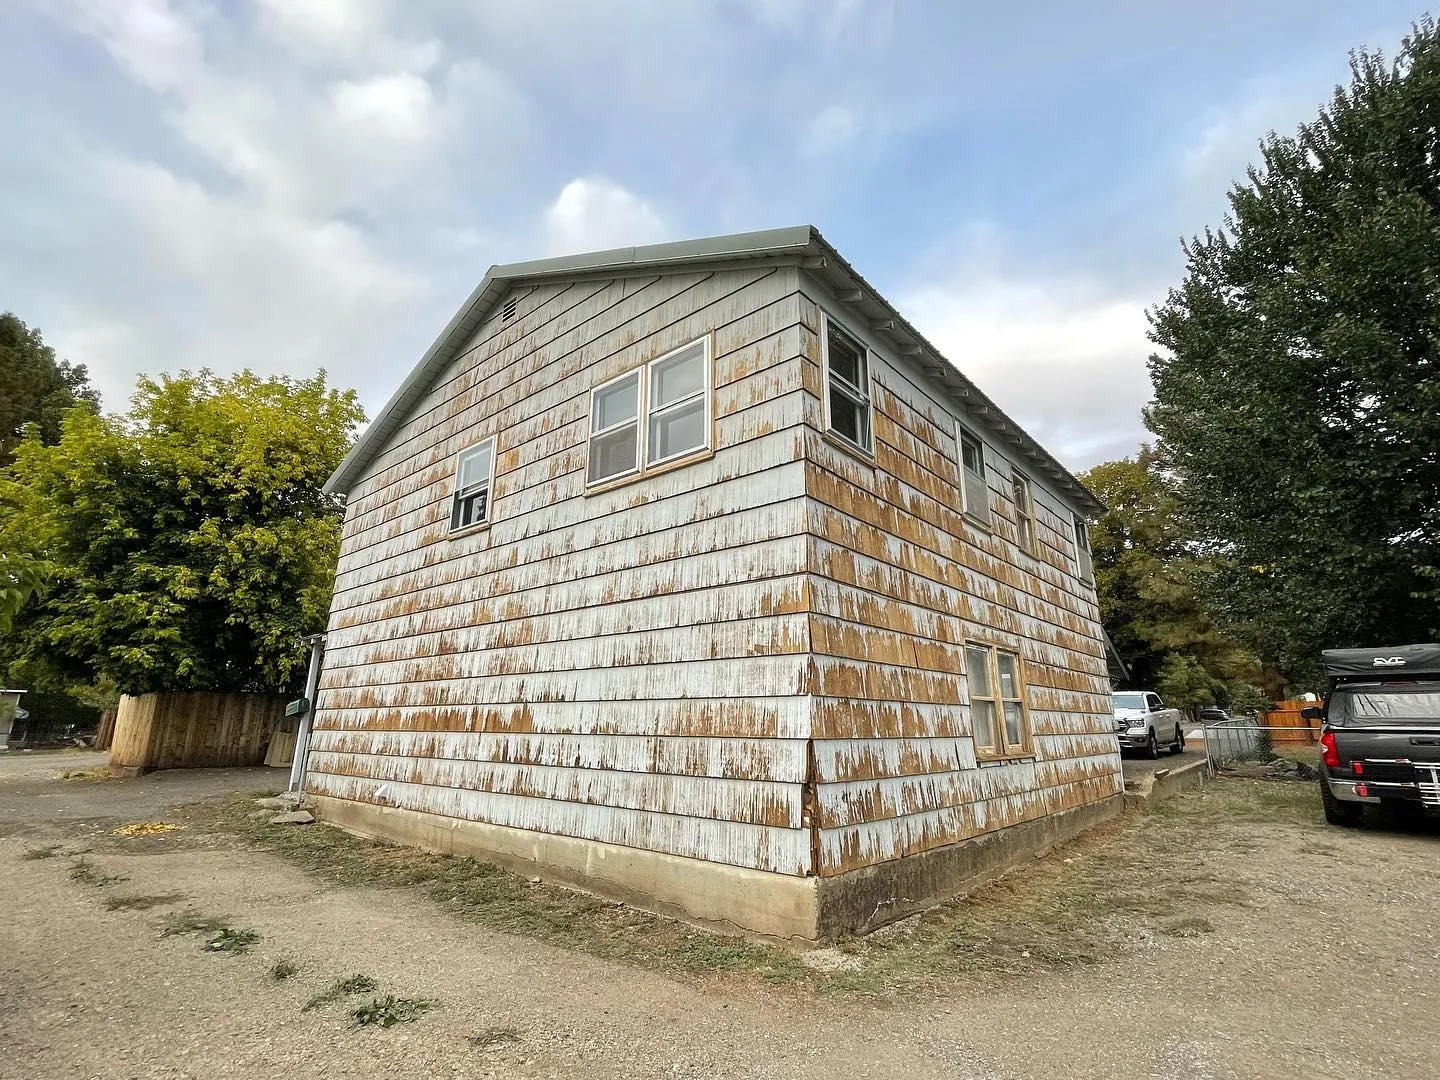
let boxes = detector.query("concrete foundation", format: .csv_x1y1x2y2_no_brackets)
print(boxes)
816,794,1125,937
312,792,1125,942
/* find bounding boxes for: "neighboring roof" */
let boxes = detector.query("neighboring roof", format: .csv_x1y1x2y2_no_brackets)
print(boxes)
1322,644,1440,678
327,225,1104,515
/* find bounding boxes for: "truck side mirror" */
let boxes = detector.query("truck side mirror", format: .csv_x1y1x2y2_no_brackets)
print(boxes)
1300,706,1323,721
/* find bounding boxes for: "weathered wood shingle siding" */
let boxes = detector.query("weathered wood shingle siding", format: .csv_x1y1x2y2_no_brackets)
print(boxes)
309,265,817,874
796,273,1119,875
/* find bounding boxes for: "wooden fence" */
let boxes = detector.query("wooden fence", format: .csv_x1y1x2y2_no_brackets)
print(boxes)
109,691,290,773
1257,699,1321,745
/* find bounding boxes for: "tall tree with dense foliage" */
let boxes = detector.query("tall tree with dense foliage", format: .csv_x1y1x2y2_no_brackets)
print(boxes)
0,312,98,466
0,370,363,694
1081,448,1265,710
1147,19,1440,681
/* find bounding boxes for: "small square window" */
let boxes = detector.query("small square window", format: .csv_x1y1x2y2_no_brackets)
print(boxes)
823,316,872,453
450,438,495,531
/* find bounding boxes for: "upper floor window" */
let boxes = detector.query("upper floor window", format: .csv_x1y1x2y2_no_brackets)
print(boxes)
957,427,990,524
1011,471,1036,555
587,337,711,486
965,642,1030,757
1073,514,1094,583
450,437,495,531
822,315,873,453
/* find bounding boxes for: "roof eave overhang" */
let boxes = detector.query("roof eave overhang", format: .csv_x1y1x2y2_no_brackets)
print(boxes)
326,225,1105,517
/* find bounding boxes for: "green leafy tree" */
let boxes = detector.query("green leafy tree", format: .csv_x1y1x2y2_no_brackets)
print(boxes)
1147,19,1440,681
0,370,363,694
0,313,98,467
1081,448,1264,710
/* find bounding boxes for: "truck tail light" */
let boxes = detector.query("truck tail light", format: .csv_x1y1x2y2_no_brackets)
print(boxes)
1320,731,1340,769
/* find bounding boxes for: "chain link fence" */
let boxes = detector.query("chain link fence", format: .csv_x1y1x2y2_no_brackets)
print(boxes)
1201,718,1321,780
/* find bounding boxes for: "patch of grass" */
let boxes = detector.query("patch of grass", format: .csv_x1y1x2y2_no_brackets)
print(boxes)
161,910,231,938
348,995,436,1029
205,927,260,954
1161,916,1215,937
104,892,185,911
192,779,1308,998
59,766,114,782
303,973,380,1012
21,844,62,860
270,959,299,981
69,858,128,888
468,1027,522,1050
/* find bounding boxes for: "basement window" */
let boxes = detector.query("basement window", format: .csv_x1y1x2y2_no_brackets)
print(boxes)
966,643,1031,757
587,337,712,486
957,427,990,525
1011,471,1036,555
822,314,872,453
450,437,495,531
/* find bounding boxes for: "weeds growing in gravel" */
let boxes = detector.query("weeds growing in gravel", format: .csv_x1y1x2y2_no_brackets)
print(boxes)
69,858,127,887
349,995,436,1029
104,893,185,911
303,974,380,1012
21,844,62,860
205,928,260,954
197,779,1323,997
468,1027,522,1050
269,959,299,980
161,910,230,937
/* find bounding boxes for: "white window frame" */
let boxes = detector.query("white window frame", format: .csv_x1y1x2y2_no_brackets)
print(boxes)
1011,470,1037,556
586,369,643,486
646,338,712,469
585,336,712,488
957,425,991,525
819,311,874,454
449,436,497,533
965,641,1031,758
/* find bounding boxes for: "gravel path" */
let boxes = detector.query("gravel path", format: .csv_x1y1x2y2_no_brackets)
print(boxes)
1,751,1437,1079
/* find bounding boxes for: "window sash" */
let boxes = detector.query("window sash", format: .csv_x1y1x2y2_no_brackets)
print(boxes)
822,314,873,451
586,337,710,486
450,438,495,531
1073,515,1094,582
958,428,990,524
1012,472,1035,553
967,643,1029,756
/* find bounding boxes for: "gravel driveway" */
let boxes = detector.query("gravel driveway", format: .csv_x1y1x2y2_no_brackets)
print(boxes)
1,751,1437,1079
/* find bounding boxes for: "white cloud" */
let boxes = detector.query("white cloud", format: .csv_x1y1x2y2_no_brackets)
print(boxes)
544,177,669,257
900,276,1155,469
330,72,438,143
65,0,202,91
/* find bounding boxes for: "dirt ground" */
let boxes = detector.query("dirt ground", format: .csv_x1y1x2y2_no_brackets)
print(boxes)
1,751,1438,1080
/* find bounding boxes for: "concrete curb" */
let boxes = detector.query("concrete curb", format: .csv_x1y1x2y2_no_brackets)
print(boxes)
1123,757,1209,809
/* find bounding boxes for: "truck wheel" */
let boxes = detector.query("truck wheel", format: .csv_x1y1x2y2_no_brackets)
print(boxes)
1144,730,1159,759
1320,777,1362,826
1169,724,1185,754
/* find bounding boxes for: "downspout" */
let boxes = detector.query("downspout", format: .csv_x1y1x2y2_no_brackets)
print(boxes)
287,632,327,794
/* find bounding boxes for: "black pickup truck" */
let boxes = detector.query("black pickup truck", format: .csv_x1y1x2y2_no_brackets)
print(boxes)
1311,643,1440,825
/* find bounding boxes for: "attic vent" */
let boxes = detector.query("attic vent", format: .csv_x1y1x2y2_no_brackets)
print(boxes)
501,297,519,323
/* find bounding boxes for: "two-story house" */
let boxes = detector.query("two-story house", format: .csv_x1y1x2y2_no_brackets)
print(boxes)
306,226,1120,942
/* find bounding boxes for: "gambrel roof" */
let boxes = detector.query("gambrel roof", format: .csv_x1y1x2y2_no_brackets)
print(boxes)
326,225,1105,516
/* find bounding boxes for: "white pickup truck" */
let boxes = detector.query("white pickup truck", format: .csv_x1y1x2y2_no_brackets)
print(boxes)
1112,691,1186,758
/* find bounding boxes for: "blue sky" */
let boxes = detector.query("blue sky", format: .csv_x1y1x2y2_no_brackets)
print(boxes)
0,1,1423,468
